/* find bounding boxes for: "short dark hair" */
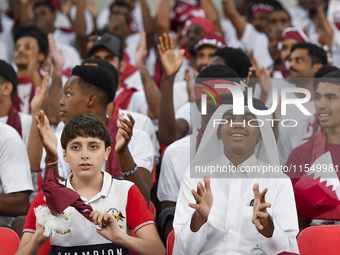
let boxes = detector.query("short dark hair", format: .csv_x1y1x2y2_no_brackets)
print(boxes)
110,1,131,13
197,65,239,79
82,58,119,91
61,113,112,150
291,42,328,66
71,65,116,106
33,1,55,13
268,7,291,22
212,47,252,78
313,66,340,90
314,70,340,90
14,26,49,57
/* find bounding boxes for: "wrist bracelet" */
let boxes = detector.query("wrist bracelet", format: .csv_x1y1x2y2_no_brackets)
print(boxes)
121,164,138,177
45,157,59,166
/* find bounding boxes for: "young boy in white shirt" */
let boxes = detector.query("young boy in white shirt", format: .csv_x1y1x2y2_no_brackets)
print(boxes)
16,113,164,255
173,104,299,255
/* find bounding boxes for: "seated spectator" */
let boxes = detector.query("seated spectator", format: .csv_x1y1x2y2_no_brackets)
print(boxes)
278,65,339,166
157,64,241,242
0,60,31,145
28,7,82,78
33,2,78,50
0,123,33,228
37,65,153,204
85,28,111,53
97,0,152,35
16,113,164,255
286,70,340,229
173,102,299,254
276,42,328,162
88,32,159,119
158,32,226,145
82,58,160,165
107,2,155,68
279,27,311,79
13,26,48,114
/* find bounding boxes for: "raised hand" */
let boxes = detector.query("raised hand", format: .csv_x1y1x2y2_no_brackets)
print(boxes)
36,110,58,157
317,4,333,52
257,67,271,102
189,177,213,219
157,33,185,76
48,33,64,77
135,31,148,70
96,213,124,243
246,66,256,89
60,0,74,16
86,0,98,19
252,183,274,237
31,73,49,113
115,114,135,154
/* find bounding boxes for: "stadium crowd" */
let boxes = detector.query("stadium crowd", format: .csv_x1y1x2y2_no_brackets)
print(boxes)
0,0,339,254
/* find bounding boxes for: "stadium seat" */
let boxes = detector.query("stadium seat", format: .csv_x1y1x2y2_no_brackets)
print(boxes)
0,227,20,255
298,225,340,255
166,229,175,255
38,239,52,255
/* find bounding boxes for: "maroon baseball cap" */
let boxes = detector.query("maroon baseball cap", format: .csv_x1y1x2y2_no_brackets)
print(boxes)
194,32,226,51
280,27,310,43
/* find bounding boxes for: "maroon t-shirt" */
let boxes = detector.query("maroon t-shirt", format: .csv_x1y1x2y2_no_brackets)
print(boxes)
286,139,340,186
285,139,340,220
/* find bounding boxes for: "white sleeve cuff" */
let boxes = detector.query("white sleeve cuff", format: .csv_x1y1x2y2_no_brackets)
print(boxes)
175,213,208,255
257,215,292,255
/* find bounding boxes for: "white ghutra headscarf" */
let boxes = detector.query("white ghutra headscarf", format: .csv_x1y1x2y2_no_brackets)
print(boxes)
190,104,280,178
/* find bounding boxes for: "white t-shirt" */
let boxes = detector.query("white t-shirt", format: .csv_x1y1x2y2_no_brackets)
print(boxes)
327,0,340,68
277,91,316,165
53,29,76,48
0,123,33,225
173,80,189,114
220,18,243,49
55,42,81,74
157,136,191,203
119,109,160,164
16,77,34,114
54,7,94,35
240,23,273,69
125,33,157,77
253,77,295,109
173,154,299,255
24,171,154,254
0,40,8,62
0,111,32,146
157,129,199,203
40,123,154,179
174,47,190,83
0,13,15,62
278,115,317,166
175,101,202,136
278,92,316,136
288,5,317,42
124,69,143,91
115,88,149,116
